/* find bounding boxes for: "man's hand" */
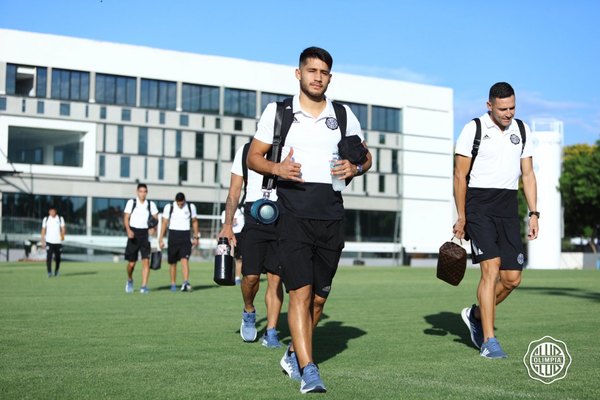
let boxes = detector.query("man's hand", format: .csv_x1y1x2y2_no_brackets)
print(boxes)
527,216,539,240
127,229,135,239
331,158,359,180
452,218,466,239
218,224,236,247
275,148,304,182
159,238,165,249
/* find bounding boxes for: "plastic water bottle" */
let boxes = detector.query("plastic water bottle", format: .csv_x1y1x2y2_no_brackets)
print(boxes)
330,152,346,192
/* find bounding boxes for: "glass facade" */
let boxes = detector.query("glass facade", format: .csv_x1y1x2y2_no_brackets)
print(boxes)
8,126,83,167
344,210,396,242
372,105,401,132
140,78,176,110
344,101,368,129
51,68,90,101
95,73,136,106
261,92,288,112
195,132,204,158
182,83,219,113
120,156,130,177
138,127,148,155
224,88,256,118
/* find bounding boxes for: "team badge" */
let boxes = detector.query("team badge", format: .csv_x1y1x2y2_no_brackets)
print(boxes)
517,253,525,265
510,134,521,145
325,117,339,130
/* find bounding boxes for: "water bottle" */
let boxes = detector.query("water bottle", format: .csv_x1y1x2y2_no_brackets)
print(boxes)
330,152,346,192
213,237,235,285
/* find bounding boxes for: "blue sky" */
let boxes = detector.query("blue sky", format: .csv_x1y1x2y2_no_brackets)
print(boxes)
1,0,598,145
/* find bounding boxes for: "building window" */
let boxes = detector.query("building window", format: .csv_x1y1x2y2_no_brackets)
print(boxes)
8,126,84,166
392,150,399,174
195,132,204,159
378,175,385,193
140,78,176,110
91,197,127,232
5,64,47,98
0,97,7,110
215,117,221,130
100,106,107,119
159,111,165,124
224,88,256,118
95,73,136,106
144,158,148,180
234,119,243,131
344,102,368,129
120,156,130,178
158,159,164,180
176,130,182,158
37,101,44,114
182,83,219,114
99,155,106,177
85,104,89,118
117,126,124,153
379,133,386,144
121,108,131,121
138,127,148,155
179,160,188,183
59,103,70,116
372,106,401,132
180,114,189,126
230,136,236,160
261,92,288,112
51,68,90,101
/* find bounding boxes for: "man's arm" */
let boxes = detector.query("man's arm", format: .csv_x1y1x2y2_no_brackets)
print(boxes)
521,157,539,240
247,139,304,182
453,155,471,239
41,225,46,247
158,206,169,249
332,142,373,179
124,213,134,239
217,173,243,246
60,219,66,241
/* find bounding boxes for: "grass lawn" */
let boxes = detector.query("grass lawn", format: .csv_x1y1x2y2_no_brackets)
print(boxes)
0,261,598,399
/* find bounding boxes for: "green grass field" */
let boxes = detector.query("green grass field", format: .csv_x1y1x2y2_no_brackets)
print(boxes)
0,261,598,399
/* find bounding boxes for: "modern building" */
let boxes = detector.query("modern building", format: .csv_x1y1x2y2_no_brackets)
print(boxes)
0,29,454,261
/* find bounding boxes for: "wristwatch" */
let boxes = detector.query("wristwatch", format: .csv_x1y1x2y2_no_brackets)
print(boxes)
528,211,540,218
356,164,363,174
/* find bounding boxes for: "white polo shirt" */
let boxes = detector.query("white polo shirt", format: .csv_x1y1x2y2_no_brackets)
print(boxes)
162,202,197,231
231,143,278,202
253,96,363,220
124,198,158,229
42,215,65,244
455,112,533,190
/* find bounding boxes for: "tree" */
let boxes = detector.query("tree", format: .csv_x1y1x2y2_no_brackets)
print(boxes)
558,141,600,252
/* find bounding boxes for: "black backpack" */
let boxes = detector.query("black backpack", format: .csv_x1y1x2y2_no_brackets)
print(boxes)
466,118,526,184
262,97,348,190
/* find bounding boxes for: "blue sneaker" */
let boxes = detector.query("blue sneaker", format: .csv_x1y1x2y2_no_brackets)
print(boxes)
170,284,177,292
240,310,257,342
480,337,508,359
300,362,327,394
280,345,301,381
125,280,134,293
262,328,282,348
139,286,149,294
461,304,484,349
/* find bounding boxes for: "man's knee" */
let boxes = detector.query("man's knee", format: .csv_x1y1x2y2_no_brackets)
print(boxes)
243,274,260,286
501,274,521,291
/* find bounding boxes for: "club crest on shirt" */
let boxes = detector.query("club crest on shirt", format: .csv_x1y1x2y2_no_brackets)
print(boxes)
325,117,339,130
510,134,521,145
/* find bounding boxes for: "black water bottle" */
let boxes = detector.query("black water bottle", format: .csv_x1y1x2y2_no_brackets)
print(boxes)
213,237,235,286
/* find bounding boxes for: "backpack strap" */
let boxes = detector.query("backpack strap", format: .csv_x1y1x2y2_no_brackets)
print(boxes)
515,118,526,155
332,101,347,138
240,142,251,205
466,118,482,185
131,198,137,213
262,97,294,191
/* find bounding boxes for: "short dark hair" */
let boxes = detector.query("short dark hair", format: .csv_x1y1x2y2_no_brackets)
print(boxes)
137,183,147,190
299,47,333,71
175,192,185,202
49,205,57,211
489,82,515,101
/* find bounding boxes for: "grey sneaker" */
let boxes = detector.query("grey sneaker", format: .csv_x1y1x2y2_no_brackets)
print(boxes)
262,328,282,348
461,304,484,349
240,310,257,342
300,362,327,394
280,345,301,381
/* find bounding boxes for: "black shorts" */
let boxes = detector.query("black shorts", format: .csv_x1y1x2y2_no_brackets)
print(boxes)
466,215,525,270
276,213,344,298
234,231,244,260
167,230,192,264
241,210,280,276
125,228,151,261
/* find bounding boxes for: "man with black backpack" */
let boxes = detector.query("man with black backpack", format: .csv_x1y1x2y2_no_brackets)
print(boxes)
453,82,539,359
248,47,372,394
123,183,159,294
158,192,199,292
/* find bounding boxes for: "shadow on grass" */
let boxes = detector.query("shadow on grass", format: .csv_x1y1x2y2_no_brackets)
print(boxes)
519,286,600,302
153,284,216,292
56,271,98,277
423,311,476,349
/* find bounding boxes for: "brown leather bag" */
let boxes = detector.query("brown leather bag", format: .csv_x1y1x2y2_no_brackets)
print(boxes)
436,238,467,286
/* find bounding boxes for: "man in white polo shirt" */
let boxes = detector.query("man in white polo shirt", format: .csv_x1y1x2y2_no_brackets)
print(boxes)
159,192,199,292
453,82,539,359
123,183,159,294
247,47,372,394
41,206,66,277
